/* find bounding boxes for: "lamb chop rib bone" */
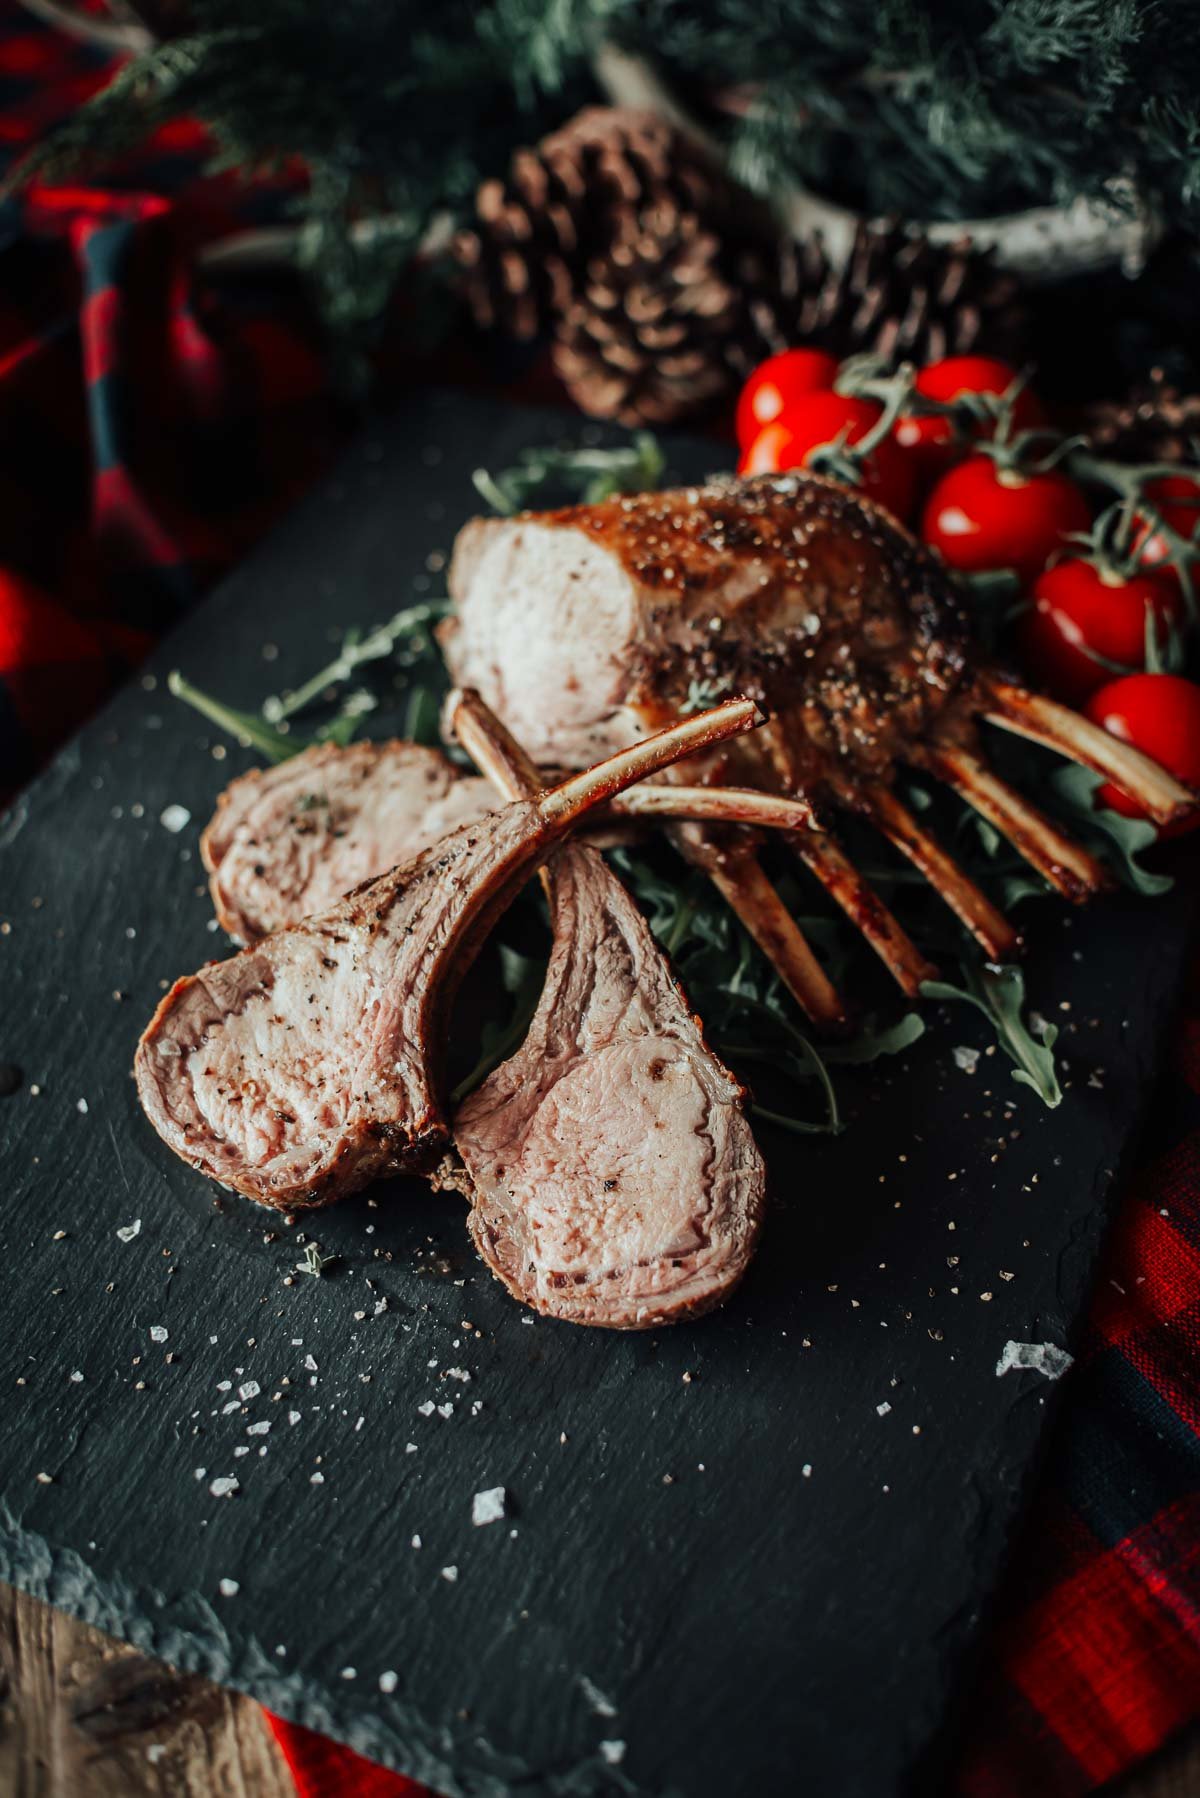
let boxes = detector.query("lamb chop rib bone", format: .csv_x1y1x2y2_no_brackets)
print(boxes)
443,472,1195,1020
445,689,766,1328
135,694,763,1211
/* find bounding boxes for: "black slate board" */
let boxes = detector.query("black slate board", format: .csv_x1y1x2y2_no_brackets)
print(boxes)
0,391,1194,1798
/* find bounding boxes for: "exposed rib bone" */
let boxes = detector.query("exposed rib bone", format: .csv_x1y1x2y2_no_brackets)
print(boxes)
849,781,1020,961
682,829,848,1029
538,694,764,828
982,677,1194,827
917,742,1108,904
450,690,844,1027
786,829,938,998
612,784,820,833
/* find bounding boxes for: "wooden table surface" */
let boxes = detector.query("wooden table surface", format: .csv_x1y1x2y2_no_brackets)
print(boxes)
1,1582,1195,1796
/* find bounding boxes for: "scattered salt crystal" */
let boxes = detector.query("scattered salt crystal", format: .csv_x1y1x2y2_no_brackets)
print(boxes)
218,1578,239,1597
406,1443,418,1454
440,1565,458,1582
995,1340,1073,1381
472,1486,507,1527
76,1097,89,1114
146,1744,165,1765
952,1046,979,1074
238,1380,260,1401
193,1468,207,1481
116,1219,142,1242
149,1326,169,1344
417,1401,435,1417
247,1421,271,1437
288,1411,302,1425
69,1371,83,1384
216,1380,232,1392
35,1471,52,1485
444,1367,471,1383
310,1471,325,1485
209,1476,239,1498
379,1670,398,1694
580,1676,617,1718
876,1401,891,1417
304,1354,318,1372
411,1534,421,1548
436,1402,454,1419
340,1667,357,1680
234,1447,250,1458
600,1741,626,1766
801,1464,812,1478
160,804,191,834
221,1401,240,1415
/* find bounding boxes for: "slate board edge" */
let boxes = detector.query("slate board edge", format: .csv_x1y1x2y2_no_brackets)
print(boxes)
0,1501,637,1798
0,389,1195,1798
912,952,1189,1798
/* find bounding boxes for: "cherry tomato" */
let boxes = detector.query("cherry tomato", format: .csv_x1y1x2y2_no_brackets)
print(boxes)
921,456,1091,582
894,356,1045,482
1016,558,1185,705
735,348,841,451
1131,473,1200,587
1083,672,1200,836
738,391,917,520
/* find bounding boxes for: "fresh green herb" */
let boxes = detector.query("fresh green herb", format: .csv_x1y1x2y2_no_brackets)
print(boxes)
261,601,448,724
1049,764,1174,897
472,433,665,515
295,1241,337,1277
923,965,1062,1108
168,670,299,763
450,946,545,1104
679,675,734,715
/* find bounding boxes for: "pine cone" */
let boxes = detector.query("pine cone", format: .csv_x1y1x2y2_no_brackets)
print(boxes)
552,199,740,426
1080,370,1200,464
736,222,1029,372
453,107,734,343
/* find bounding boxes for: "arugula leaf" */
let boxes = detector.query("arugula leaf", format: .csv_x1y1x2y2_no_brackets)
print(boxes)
450,946,545,1104
820,1012,926,1064
1049,764,1173,896
922,964,1062,1107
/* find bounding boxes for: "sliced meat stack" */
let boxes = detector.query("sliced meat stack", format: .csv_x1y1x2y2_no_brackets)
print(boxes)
135,694,762,1213
203,739,494,942
443,692,766,1329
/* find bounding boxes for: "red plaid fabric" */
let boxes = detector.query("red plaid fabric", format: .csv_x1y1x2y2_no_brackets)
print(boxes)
3,8,1199,1794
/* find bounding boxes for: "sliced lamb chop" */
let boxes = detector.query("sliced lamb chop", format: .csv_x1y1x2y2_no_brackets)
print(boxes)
201,739,822,941
135,694,763,1211
444,690,766,1329
202,739,495,941
442,472,1194,1008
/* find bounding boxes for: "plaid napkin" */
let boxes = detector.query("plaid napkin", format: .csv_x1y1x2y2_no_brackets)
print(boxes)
2,8,1198,1793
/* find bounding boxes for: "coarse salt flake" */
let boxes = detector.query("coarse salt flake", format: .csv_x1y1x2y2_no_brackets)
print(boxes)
160,804,191,833
995,1340,1073,1381
379,1670,398,1694
149,1326,169,1344
440,1565,458,1582
218,1578,239,1597
116,1219,142,1242
600,1741,627,1766
209,1476,239,1498
472,1486,507,1527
